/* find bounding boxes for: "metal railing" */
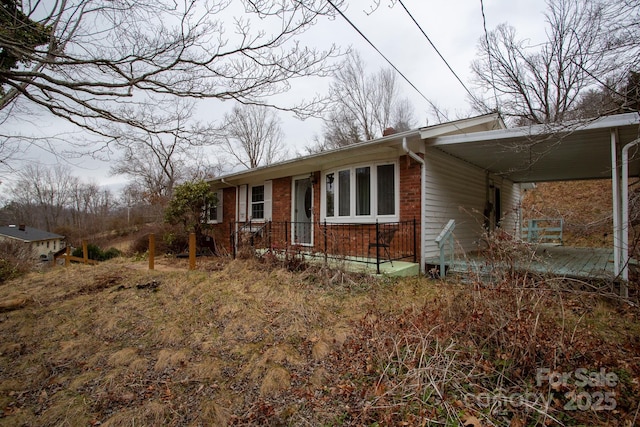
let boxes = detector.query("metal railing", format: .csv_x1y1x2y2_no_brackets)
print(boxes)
231,219,417,274
435,219,455,278
521,218,563,244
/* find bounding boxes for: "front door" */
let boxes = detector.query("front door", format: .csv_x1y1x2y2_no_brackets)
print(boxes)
293,177,313,245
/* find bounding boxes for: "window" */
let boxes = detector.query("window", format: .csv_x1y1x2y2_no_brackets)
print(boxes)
205,190,223,223
338,170,350,217
323,162,397,222
356,166,370,216
326,173,335,217
377,164,395,215
239,182,271,222
251,185,265,219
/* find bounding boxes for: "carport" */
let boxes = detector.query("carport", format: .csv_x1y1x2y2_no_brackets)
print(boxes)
425,112,640,294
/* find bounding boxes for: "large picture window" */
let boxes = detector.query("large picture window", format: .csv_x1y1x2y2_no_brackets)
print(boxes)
323,162,397,222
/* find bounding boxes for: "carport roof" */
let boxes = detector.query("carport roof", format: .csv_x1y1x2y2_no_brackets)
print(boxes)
426,113,640,183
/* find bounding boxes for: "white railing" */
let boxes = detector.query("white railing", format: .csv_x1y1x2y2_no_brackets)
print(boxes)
435,219,455,278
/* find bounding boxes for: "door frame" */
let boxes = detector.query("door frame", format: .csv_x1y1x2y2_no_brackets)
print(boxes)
291,175,314,246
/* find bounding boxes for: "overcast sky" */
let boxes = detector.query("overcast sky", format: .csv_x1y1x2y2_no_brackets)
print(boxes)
2,0,549,193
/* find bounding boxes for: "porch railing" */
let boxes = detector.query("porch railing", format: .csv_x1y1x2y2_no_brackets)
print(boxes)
231,219,417,274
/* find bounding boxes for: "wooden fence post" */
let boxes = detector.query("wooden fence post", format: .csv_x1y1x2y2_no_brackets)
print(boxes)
189,232,196,270
82,240,88,265
149,234,155,270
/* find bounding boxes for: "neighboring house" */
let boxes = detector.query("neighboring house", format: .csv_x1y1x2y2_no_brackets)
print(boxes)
0,225,66,260
206,112,640,278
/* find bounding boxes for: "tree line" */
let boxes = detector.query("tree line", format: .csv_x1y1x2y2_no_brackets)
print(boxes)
0,0,638,237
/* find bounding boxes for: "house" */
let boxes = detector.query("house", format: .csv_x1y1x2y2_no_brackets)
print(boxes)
0,225,66,260
206,112,640,280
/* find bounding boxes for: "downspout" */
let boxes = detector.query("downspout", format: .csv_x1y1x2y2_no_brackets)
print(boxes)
402,137,426,274
621,137,640,289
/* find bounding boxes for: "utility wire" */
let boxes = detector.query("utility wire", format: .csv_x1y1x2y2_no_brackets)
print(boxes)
325,0,450,121
397,0,480,105
479,0,501,113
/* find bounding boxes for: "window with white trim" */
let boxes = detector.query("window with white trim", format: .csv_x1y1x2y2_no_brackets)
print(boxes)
251,185,265,219
322,162,398,222
245,181,272,221
205,190,223,223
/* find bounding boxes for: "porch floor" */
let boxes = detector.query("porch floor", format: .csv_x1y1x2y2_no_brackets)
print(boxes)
426,245,616,281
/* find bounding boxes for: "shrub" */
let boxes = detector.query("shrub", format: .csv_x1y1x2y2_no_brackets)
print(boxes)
0,240,34,282
72,244,121,261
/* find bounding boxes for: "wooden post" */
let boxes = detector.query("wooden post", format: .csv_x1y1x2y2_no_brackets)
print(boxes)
82,240,88,265
149,234,155,270
65,246,70,267
189,232,196,270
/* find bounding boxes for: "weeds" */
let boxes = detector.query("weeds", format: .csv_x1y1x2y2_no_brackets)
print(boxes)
0,256,638,426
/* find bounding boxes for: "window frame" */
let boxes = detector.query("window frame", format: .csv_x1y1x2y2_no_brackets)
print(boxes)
205,190,223,224
321,160,399,223
250,184,265,220
245,181,272,222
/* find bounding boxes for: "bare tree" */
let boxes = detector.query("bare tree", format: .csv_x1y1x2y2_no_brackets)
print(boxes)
471,0,613,124
0,0,342,169
9,164,79,230
220,104,288,169
108,99,210,204
319,51,415,149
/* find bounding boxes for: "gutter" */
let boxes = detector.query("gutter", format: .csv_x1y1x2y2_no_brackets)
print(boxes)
402,137,426,274
621,137,640,291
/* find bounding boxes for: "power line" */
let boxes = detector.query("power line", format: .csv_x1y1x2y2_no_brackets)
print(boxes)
397,0,480,105
479,0,500,112
325,0,449,120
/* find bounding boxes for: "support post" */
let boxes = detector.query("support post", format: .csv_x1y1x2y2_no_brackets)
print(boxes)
189,232,196,270
611,129,623,279
149,234,155,270
82,240,88,265
65,246,70,267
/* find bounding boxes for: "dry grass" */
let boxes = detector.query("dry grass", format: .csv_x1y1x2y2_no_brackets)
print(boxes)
0,256,638,426
521,180,613,247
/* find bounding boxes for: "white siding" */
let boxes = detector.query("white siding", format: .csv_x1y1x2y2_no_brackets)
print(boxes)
422,147,521,259
495,179,521,237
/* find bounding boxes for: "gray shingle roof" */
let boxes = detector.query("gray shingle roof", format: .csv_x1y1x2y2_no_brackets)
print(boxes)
0,226,65,242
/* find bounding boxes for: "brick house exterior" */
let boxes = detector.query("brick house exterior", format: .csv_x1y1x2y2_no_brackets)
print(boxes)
206,113,522,274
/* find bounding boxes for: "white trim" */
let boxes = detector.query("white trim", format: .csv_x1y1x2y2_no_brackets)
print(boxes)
248,181,272,222
320,160,400,223
205,189,223,224
291,175,314,247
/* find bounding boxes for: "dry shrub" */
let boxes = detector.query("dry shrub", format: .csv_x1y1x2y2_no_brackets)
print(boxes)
0,239,35,282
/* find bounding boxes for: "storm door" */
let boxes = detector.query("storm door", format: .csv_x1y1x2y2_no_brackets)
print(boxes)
293,177,313,245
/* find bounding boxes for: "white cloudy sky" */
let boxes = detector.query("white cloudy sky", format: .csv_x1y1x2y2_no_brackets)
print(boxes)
2,0,549,192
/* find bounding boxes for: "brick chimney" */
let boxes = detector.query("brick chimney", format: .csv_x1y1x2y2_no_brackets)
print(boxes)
18,224,25,231
382,127,396,136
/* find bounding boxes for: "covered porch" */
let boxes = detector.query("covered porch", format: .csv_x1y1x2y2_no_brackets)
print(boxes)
425,113,640,292
426,245,616,281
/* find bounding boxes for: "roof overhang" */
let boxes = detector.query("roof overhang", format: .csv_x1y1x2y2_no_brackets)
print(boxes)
208,113,505,187
426,113,640,183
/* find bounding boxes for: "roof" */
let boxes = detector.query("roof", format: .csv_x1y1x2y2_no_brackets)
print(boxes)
209,113,503,186
208,112,640,186
426,113,640,183
0,226,65,243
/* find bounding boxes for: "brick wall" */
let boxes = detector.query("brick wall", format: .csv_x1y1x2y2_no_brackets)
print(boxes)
271,177,292,222
209,187,236,255
210,158,423,260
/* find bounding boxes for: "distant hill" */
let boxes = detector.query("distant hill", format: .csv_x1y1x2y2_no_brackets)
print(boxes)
521,179,612,247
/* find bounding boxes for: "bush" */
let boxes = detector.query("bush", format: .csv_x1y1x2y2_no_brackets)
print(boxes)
0,240,34,283
72,244,121,261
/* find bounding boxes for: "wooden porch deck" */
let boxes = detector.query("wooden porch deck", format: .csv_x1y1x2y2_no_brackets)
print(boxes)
428,245,617,281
